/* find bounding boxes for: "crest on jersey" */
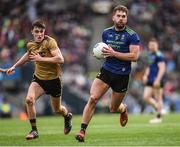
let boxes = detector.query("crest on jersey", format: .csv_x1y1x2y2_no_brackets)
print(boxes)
121,35,125,40
115,35,119,41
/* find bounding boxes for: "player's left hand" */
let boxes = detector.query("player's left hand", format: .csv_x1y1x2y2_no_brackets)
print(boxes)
102,45,115,57
6,66,15,75
29,52,43,61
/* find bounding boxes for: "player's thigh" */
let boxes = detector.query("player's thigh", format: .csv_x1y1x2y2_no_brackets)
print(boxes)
90,78,109,101
110,91,126,109
26,82,45,101
50,96,61,110
143,86,153,99
153,88,163,100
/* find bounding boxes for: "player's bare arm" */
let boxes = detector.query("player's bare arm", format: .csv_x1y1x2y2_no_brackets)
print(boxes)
0,68,8,73
153,62,166,87
7,52,29,75
29,48,64,64
102,44,140,61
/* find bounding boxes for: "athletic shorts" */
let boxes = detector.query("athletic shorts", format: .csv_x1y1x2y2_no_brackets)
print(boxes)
146,80,164,88
96,67,130,93
32,75,62,97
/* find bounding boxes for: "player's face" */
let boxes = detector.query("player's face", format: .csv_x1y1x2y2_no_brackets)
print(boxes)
112,10,127,30
148,41,158,52
32,27,45,42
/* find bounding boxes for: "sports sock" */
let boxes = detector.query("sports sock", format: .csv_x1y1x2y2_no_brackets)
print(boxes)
30,119,37,131
80,123,88,133
64,113,70,119
157,113,161,118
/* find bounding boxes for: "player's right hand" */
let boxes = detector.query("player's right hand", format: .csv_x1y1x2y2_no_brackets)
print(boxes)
6,66,15,75
102,45,115,57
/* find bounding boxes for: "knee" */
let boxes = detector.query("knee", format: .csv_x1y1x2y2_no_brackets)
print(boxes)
143,95,149,102
109,105,118,113
89,94,99,106
54,106,63,114
25,96,35,106
53,105,66,114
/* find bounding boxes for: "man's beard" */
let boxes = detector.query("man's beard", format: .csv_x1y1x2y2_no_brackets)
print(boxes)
115,23,125,31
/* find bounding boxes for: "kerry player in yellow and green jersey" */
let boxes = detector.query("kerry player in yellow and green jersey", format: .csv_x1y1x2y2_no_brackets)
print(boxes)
7,19,72,140
76,5,140,142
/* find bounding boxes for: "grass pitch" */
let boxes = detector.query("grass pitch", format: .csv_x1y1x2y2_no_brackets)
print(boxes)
0,113,180,146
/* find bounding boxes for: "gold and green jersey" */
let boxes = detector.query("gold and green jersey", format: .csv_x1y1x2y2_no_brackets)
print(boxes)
27,35,62,80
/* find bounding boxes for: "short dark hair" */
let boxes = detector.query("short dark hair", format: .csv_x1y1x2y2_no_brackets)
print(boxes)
113,5,128,15
31,19,46,30
148,37,159,47
149,38,159,43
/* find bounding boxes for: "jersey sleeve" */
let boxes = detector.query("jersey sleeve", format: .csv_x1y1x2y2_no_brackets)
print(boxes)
48,38,59,51
26,42,30,51
102,31,106,43
129,33,140,45
26,42,32,52
157,53,166,63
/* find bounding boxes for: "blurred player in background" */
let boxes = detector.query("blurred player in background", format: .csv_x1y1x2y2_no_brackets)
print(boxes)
143,38,166,123
7,19,72,140
75,5,140,142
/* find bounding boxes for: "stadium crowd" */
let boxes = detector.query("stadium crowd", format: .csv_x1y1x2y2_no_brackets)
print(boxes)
0,0,180,117
127,0,180,113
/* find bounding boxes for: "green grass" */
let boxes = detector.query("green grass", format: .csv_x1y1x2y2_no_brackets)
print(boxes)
0,113,180,146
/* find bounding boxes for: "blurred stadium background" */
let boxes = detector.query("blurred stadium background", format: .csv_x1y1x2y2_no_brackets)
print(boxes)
0,0,180,118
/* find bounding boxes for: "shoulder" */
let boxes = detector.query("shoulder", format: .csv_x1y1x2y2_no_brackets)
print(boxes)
155,51,166,62
44,35,57,42
103,26,114,34
125,26,140,44
44,35,58,49
125,26,138,36
44,35,58,46
156,51,165,58
102,26,114,40
26,40,34,48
